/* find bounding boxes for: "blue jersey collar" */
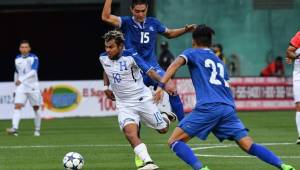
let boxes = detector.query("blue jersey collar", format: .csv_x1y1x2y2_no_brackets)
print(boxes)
132,16,147,29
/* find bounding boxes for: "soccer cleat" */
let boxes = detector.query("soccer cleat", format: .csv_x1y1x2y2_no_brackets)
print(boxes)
200,166,210,170
161,111,177,122
137,162,159,170
281,164,296,170
296,137,300,144
135,154,144,168
6,128,18,136
34,130,40,137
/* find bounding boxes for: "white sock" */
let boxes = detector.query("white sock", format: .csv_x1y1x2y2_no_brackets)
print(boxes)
296,112,300,136
34,110,41,131
134,143,152,163
12,109,21,130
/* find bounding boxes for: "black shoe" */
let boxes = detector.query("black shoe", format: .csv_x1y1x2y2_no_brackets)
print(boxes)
161,111,177,122
296,137,300,144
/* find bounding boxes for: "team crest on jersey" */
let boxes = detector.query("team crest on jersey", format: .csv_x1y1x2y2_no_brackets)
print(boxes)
149,26,154,31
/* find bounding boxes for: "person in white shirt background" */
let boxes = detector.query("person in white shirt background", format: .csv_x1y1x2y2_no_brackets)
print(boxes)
6,40,42,137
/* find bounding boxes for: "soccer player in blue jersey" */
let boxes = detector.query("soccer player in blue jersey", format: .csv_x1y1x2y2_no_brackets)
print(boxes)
101,0,195,123
154,25,295,170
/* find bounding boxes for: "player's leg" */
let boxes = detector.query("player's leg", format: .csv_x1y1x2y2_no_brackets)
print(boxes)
293,82,300,144
135,122,144,168
237,136,295,170
143,68,185,121
167,88,185,121
214,105,295,170
137,99,173,134
168,127,207,170
29,92,42,136
6,92,27,136
167,110,218,170
295,102,300,144
118,108,159,170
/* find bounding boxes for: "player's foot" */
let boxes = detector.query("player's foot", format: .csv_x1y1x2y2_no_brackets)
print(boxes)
296,137,300,144
6,128,18,136
34,130,40,136
137,162,159,170
281,164,296,170
161,111,177,122
199,166,210,170
135,155,144,168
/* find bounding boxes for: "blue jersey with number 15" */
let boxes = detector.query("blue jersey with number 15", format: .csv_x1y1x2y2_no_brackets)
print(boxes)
119,16,167,67
180,48,235,109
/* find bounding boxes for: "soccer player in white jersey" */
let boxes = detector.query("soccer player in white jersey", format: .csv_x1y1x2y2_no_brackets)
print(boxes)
286,31,300,144
6,40,42,137
99,31,176,170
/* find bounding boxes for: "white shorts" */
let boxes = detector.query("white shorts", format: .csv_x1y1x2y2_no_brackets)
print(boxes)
14,91,43,106
118,99,167,130
294,82,300,103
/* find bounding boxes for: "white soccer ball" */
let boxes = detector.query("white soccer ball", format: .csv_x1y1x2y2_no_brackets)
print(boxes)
63,152,84,170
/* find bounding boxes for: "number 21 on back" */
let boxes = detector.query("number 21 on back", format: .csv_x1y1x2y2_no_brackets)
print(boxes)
205,59,229,87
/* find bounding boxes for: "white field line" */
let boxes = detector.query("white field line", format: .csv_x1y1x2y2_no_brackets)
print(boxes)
192,142,299,159
0,142,295,150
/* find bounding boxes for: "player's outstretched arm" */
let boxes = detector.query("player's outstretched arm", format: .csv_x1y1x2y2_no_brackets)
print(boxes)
153,57,186,103
101,0,121,27
146,69,161,82
163,24,197,39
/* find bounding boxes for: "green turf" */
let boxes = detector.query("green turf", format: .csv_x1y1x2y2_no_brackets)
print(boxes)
0,111,299,170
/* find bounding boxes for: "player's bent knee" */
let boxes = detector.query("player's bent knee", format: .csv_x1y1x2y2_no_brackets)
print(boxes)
237,136,254,152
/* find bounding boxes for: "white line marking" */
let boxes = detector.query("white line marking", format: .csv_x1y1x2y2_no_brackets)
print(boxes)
192,143,299,159
0,142,296,150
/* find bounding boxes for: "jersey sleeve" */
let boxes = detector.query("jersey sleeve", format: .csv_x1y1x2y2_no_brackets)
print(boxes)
119,16,131,29
131,51,153,73
31,56,39,70
290,31,300,48
99,53,106,66
179,49,192,65
153,18,167,34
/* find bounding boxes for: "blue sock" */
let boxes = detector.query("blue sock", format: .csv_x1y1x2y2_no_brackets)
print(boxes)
171,140,202,170
248,143,282,169
169,95,184,121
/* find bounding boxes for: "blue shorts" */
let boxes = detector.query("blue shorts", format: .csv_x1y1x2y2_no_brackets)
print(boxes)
179,103,248,142
142,66,165,87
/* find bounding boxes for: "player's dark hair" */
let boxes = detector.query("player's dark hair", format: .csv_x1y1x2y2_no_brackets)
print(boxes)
103,30,125,46
192,25,215,47
131,0,148,8
19,40,30,46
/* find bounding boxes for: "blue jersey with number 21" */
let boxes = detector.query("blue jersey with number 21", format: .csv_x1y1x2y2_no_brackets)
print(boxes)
180,48,235,109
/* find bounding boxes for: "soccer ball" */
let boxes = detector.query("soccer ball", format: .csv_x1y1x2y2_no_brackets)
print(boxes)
63,152,84,170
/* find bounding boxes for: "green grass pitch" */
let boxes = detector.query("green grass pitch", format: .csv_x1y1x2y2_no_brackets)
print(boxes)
0,111,299,170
